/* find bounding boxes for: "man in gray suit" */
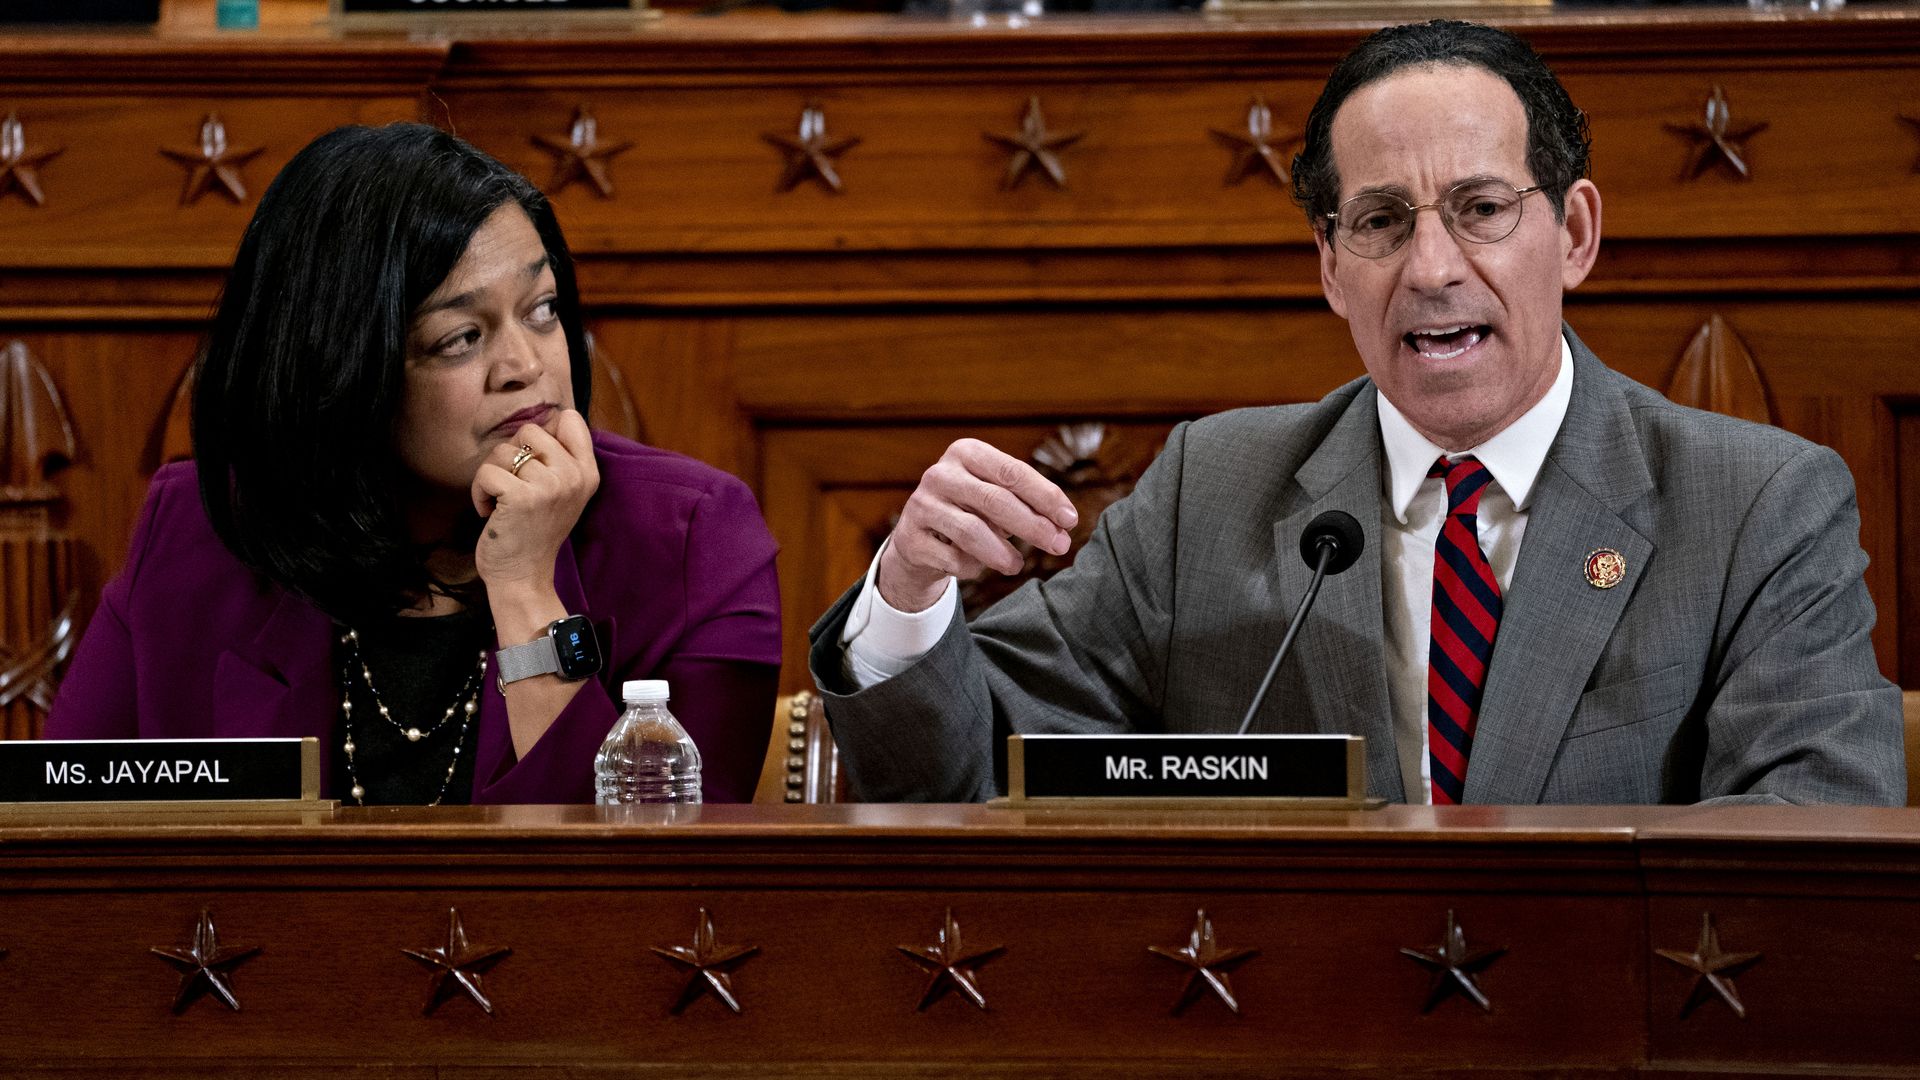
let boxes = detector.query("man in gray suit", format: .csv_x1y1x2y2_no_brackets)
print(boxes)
807,21,1906,805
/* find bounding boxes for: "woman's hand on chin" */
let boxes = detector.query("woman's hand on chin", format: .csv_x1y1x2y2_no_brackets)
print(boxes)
470,407,600,600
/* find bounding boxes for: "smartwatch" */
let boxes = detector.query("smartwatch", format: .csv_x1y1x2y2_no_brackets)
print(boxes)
496,615,602,690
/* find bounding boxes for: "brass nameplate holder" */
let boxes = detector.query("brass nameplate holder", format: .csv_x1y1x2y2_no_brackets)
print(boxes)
329,0,658,26
1001,733,1379,809
0,737,333,814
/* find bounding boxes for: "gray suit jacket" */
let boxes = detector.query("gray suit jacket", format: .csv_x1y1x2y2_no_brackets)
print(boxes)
809,331,1906,805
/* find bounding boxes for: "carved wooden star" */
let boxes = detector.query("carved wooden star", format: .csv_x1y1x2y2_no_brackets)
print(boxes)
149,908,261,1014
1900,115,1920,173
984,96,1084,190
763,102,860,194
897,908,1005,1011
0,112,62,208
532,106,633,199
1656,912,1762,1019
1148,910,1260,1015
160,114,264,206
1664,86,1768,181
1210,97,1295,187
403,908,512,1016
1400,909,1505,1014
652,908,760,1015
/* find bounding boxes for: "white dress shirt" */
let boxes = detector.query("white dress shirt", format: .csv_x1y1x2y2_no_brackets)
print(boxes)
843,337,1576,804
1377,338,1572,802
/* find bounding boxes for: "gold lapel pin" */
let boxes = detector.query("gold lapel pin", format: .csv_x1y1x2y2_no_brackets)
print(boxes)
1585,548,1626,590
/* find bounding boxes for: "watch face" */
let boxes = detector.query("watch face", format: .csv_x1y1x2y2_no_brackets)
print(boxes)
549,615,602,680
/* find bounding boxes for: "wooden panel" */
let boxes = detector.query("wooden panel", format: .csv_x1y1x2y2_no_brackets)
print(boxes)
4,330,203,604
439,65,1920,255
1,805,1919,1076
0,97,424,268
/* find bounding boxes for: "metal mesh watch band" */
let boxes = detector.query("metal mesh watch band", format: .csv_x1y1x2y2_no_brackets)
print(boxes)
496,634,561,685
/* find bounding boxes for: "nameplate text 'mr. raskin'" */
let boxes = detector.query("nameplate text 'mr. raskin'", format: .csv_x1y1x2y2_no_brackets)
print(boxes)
1007,734,1364,803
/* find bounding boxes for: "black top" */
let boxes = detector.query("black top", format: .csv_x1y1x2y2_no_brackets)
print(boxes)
332,608,490,805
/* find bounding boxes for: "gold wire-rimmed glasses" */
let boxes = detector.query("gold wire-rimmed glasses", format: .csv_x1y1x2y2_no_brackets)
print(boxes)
1325,178,1544,259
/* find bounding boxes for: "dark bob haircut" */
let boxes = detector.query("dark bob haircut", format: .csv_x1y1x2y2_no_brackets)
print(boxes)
192,122,592,623
1290,20,1592,232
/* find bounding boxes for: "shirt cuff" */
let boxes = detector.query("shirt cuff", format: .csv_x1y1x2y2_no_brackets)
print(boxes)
840,536,958,689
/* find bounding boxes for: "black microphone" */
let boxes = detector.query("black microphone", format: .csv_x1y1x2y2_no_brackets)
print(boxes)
1235,510,1366,736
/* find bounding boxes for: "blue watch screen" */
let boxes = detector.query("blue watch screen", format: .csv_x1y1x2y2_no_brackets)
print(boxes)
551,617,601,679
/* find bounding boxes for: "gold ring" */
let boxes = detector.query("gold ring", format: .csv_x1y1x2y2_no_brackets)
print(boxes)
508,444,536,477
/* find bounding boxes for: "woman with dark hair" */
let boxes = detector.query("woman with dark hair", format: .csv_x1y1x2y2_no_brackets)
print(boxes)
45,123,781,804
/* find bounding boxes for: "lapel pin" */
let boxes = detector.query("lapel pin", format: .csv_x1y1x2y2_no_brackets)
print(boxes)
1584,548,1626,590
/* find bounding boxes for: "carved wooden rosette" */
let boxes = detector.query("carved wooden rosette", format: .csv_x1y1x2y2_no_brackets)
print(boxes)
0,340,78,740
958,423,1165,618
1666,315,1774,425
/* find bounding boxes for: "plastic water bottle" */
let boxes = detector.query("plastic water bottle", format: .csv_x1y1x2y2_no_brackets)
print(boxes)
595,680,702,804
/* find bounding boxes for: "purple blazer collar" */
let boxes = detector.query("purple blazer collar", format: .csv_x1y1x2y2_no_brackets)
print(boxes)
208,539,608,799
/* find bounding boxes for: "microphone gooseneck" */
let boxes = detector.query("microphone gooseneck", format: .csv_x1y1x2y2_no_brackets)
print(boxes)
1235,510,1365,737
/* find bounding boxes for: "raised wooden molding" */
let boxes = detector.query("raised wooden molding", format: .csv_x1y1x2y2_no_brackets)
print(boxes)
897,908,1004,1012
0,39,448,94
762,102,860,194
1148,910,1259,1016
148,908,260,1015
985,96,1083,191
1400,909,1505,1014
159,362,194,468
586,333,646,444
404,908,511,1017
159,114,263,206
0,112,62,209
440,15,1920,81
651,908,760,1015
0,340,76,503
0,340,77,737
1666,314,1774,425
532,106,633,200
1656,911,1761,1020
1211,97,1295,188
1665,85,1768,181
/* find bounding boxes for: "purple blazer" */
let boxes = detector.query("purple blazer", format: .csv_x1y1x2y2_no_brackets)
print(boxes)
45,431,782,804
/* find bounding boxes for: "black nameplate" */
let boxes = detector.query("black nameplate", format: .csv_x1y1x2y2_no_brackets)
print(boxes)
337,0,632,13
1009,734,1362,802
0,0,160,24
0,739,313,804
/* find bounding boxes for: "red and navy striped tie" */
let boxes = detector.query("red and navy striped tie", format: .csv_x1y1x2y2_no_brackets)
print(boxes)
1428,456,1502,805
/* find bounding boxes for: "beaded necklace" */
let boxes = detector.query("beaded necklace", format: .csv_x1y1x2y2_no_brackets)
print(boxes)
337,627,488,806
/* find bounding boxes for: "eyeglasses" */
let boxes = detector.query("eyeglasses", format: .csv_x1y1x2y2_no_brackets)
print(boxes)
1324,178,1544,260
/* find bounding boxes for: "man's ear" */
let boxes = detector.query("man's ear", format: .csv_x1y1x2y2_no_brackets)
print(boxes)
1316,224,1348,318
1559,179,1602,291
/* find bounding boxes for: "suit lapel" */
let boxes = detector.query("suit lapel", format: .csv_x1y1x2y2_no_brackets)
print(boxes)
1463,332,1656,804
212,588,337,791
1268,386,1404,802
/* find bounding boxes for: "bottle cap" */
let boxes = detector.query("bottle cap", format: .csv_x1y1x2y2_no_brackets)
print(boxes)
622,679,670,704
